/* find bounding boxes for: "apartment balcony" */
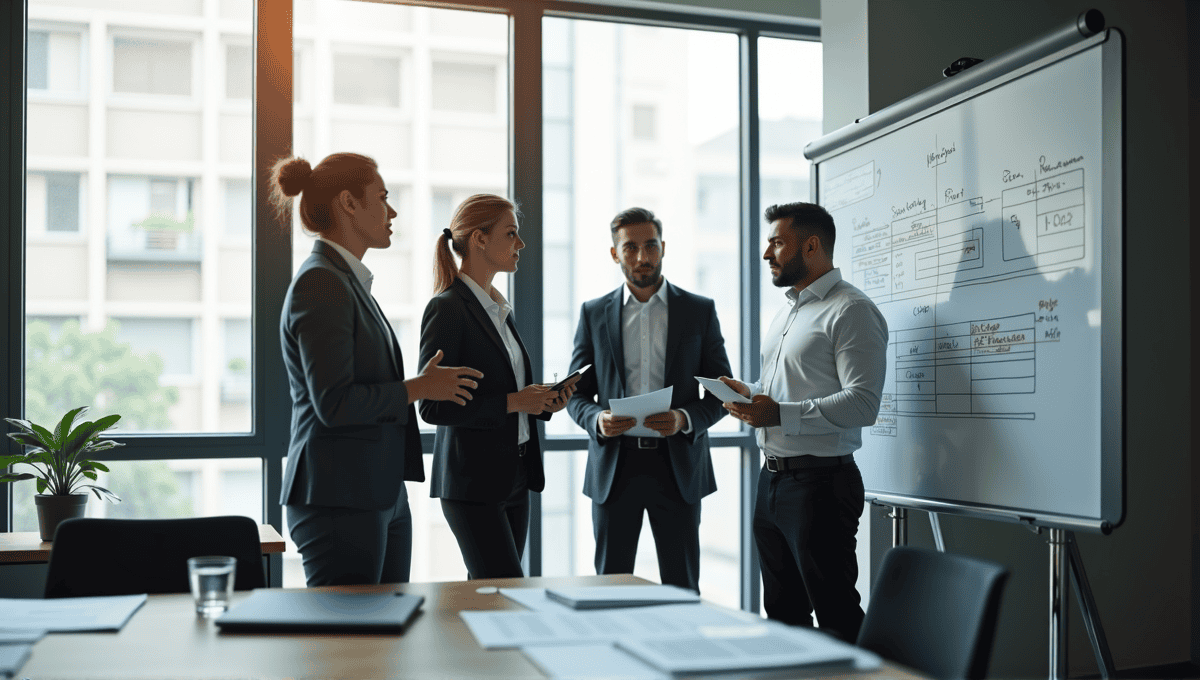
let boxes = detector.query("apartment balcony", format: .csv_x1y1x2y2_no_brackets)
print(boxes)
107,228,203,262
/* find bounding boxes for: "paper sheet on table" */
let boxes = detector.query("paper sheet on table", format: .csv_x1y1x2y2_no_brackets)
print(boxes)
608,386,673,437
521,643,669,680
0,594,146,632
499,588,575,613
460,602,755,649
695,376,751,404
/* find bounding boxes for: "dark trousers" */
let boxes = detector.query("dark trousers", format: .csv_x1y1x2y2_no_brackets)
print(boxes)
593,447,702,592
286,483,412,587
753,460,865,643
440,462,529,579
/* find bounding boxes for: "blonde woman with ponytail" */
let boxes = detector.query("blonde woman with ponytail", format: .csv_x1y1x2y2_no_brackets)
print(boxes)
272,152,483,587
418,194,580,579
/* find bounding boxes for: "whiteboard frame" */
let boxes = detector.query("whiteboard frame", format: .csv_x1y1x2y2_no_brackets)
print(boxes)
805,29,1124,533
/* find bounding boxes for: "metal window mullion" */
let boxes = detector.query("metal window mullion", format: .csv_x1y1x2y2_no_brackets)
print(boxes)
738,30,762,614
255,0,293,583
1,0,28,532
509,2,543,577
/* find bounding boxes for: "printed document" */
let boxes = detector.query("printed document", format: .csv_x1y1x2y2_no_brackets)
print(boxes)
695,376,751,404
608,386,673,437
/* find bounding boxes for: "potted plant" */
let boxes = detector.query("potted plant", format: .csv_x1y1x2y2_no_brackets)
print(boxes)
0,406,123,541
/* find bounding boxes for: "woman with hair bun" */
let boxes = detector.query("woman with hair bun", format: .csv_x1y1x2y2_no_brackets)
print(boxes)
272,152,483,586
418,194,579,578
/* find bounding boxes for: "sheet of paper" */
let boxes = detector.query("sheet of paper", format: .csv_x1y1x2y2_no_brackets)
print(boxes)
608,386,673,437
0,643,34,678
521,643,669,680
614,620,879,676
694,376,751,404
498,587,575,613
460,602,753,649
0,630,46,645
545,584,699,609
0,594,146,632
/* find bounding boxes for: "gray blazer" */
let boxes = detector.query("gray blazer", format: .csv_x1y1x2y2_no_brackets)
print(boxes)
567,282,733,505
279,241,424,510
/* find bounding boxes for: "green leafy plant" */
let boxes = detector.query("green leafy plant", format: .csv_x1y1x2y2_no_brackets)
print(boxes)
133,211,195,233
1,406,123,502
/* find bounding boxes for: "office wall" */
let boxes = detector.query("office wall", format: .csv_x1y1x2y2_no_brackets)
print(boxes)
822,0,1198,676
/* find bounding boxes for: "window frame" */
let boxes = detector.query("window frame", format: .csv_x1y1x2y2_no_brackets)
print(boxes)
2,0,819,609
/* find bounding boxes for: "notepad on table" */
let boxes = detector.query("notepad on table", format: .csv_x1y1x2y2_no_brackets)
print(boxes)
544,584,700,610
215,590,424,633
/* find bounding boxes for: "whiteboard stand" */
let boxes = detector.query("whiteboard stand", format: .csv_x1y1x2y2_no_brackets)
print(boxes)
885,506,945,552
1046,528,1114,680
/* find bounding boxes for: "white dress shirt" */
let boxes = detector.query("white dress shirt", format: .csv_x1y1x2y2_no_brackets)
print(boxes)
460,273,530,445
319,236,398,358
607,280,691,435
748,268,888,458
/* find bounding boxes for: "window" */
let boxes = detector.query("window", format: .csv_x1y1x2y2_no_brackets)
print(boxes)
333,52,401,107
108,175,199,259
112,317,195,378
27,28,82,93
27,171,82,234
112,36,193,96
432,61,498,114
539,17,743,605
225,42,252,100
632,104,656,141
223,178,251,237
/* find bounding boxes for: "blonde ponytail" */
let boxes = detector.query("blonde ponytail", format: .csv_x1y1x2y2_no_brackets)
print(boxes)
432,194,520,294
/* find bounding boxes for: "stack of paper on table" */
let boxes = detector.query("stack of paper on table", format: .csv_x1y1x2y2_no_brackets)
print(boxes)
0,594,146,632
0,630,45,679
545,584,699,609
467,587,880,679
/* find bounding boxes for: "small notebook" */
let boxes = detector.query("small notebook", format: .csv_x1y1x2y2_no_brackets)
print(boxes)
544,584,700,610
215,590,424,633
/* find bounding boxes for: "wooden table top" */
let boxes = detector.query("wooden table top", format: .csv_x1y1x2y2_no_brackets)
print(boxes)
15,574,929,680
0,523,286,563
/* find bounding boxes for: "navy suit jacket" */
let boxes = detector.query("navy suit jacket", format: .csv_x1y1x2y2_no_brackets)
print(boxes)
567,282,732,505
418,277,551,503
279,241,424,510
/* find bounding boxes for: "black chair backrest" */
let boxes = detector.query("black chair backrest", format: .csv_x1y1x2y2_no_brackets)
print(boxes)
857,546,1009,680
45,516,265,598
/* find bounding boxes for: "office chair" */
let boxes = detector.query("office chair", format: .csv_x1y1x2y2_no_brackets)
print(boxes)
44,515,266,598
856,546,1009,680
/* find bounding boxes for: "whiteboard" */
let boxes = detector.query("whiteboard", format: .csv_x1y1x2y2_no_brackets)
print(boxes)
806,31,1122,531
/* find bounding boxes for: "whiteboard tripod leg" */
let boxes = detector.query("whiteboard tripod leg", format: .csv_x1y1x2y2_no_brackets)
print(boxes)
928,512,945,552
1047,529,1114,680
888,506,907,546
1067,532,1115,679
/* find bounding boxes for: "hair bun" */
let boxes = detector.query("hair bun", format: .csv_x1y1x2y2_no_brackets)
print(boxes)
276,157,313,197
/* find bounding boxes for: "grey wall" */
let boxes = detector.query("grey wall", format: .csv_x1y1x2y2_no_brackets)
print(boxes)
822,0,1199,676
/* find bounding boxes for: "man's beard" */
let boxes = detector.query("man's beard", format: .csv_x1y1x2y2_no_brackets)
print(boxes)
623,261,662,288
770,254,808,287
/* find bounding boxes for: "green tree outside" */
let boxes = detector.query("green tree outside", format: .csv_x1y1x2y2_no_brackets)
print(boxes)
10,319,189,531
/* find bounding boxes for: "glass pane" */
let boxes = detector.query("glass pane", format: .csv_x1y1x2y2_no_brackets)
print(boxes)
11,459,261,532
541,17,741,437
25,0,253,434
539,448,740,609
280,2,507,586
757,37,823,338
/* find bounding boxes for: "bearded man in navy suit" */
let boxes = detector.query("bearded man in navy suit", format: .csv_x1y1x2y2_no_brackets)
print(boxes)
567,207,732,592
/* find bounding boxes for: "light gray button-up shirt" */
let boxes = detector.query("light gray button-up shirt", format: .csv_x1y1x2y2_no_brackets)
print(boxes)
460,273,529,445
748,268,888,458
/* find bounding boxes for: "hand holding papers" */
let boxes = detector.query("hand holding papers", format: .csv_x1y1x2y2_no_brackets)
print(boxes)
608,386,673,438
695,376,751,404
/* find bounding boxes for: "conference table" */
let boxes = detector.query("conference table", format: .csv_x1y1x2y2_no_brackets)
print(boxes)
17,574,929,679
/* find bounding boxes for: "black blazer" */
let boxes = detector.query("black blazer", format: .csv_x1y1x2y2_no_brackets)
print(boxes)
279,241,424,510
418,277,551,502
567,282,732,505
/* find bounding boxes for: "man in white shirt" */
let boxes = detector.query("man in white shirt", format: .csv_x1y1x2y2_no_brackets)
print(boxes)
568,207,733,592
720,201,888,642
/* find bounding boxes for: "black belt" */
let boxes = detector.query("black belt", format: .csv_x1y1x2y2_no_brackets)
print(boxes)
619,436,662,450
517,441,529,457
764,454,852,472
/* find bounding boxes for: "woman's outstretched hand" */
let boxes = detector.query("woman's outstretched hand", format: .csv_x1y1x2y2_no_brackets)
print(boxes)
407,349,483,405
